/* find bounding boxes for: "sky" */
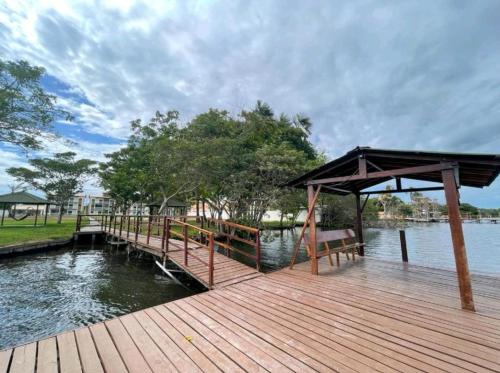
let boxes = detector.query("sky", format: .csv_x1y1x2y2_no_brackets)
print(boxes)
0,0,499,207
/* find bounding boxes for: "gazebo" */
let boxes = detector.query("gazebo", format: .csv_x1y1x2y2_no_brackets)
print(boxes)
0,191,51,227
287,146,500,311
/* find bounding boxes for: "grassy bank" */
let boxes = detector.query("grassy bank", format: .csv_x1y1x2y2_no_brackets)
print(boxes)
0,217,81,247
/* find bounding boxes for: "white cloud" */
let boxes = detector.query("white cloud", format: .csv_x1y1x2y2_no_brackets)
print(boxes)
1,0,500,205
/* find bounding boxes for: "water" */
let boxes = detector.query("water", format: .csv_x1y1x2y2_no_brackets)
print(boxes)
364,222,500,275
249,223,500,274
0,246,202,349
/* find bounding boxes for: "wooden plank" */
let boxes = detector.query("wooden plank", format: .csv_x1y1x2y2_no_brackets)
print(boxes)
183,296,332,372
165,303,261,373
151,307,242,371
57,332,82,373
9,343,36,373
119,313,175,373
0,349,12,373
37,338,58,373
105,318,153,373
142,308,218,373
89,323,128,373
134,309,201,373
75,328,104,373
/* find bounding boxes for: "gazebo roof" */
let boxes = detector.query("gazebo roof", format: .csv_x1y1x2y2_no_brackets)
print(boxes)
287,146,500,195
0,191,50,204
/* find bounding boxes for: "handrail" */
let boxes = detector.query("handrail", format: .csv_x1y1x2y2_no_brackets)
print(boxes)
74,214,259,288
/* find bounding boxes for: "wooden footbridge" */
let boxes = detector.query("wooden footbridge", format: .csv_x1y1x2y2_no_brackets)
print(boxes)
76,214,263,289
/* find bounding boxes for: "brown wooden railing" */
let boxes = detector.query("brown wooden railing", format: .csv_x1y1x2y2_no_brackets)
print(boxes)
75,214,260,287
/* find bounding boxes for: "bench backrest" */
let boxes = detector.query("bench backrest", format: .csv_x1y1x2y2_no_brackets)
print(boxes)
304,229,356,244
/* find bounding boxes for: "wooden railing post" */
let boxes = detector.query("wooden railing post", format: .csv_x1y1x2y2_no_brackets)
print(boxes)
208,233,214,288
127,215,131,239
183,223,188,266
161,216,166,254
256,230,261,271
147,215,152,244
165,218,171,253
119,214,123,238
113,214,117,236
135,215,140,244
76,214,81,232
100,215,104,231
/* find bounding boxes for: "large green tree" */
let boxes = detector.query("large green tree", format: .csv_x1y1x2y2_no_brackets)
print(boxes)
99,102,323,226
0,59,71,150
7,152,96,223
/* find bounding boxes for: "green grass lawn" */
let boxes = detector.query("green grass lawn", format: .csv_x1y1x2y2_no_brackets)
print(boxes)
0,217,80,247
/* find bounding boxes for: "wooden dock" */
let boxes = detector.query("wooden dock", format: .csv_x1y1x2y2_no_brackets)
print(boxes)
2,255,500,372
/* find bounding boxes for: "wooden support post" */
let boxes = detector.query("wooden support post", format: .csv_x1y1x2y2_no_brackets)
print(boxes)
255,230,261,271
442,167,475,311
44,204,48,225
308,184,318,275
165,219,170,253
399,230,408,262
208,233,215,288
135,216,140,244
113,214,117,235
289,185,322,269
119,214,123,238
127,216,131,238
34,203,39,226
147,215,152,244
76,214,81,232
355,193,365,256
183,224,188,266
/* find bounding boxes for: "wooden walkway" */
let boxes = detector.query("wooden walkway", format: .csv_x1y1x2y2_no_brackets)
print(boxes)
2,256,500,372
105,229,262,290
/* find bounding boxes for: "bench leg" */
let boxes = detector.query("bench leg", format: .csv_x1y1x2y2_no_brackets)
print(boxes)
345,251,350,260
324,242,334,266
336,252,340,266
352,248,356,261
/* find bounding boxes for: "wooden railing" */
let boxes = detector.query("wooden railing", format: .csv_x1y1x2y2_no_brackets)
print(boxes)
75,214,260,287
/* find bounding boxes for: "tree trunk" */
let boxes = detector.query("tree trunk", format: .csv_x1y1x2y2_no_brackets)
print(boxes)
57,205,64,224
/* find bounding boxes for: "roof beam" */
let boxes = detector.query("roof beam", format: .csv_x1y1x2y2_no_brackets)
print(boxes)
359,186,445,195
307,162,456,186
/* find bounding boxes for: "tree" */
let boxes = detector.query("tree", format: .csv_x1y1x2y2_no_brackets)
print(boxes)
7,152,96,223
0,59,72,150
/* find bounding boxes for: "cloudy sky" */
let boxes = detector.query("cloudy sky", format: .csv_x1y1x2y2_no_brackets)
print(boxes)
1,0,499,206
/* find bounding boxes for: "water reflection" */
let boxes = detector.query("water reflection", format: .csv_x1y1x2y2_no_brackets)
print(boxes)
0,246,202,349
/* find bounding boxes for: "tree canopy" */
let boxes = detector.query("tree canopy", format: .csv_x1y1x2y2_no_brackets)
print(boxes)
100,102,323,225
7,152,96,223
0,59,71,150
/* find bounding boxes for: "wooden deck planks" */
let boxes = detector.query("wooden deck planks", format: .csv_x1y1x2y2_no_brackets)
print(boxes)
2,256,500,372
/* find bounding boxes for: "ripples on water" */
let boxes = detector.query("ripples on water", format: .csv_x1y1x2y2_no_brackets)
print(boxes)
0,247,201,349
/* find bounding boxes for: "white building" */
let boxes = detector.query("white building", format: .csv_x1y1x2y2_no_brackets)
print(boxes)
50,194,116,215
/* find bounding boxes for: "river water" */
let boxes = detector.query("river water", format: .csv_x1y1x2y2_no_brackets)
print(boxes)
0,247,202,349
1,222,499,349
256,222,500,274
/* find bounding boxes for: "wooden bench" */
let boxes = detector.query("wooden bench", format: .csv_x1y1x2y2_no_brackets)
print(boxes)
304,229,365,267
